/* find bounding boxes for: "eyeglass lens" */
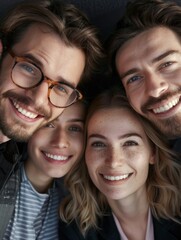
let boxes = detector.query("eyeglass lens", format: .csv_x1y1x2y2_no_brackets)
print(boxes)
12,61,79,107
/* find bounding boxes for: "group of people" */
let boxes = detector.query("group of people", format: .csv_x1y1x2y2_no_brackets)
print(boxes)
0,0,180,239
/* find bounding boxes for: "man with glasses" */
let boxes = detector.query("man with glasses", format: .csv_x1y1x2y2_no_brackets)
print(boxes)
0,0,102,232
0,1,102,143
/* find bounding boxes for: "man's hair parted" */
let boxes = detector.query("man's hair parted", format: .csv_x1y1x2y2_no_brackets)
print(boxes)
108,0,181,75
0,0,103,82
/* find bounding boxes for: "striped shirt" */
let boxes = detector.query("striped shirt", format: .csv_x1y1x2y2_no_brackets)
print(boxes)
3,166,60,240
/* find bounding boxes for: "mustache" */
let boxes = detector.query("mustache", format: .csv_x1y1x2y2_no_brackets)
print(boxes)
2,90,51,118
141,88,181,113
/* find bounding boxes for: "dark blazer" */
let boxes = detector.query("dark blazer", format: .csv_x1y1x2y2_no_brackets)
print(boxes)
59,213,181,240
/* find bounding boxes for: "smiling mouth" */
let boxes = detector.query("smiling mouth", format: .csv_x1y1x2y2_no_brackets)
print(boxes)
152,98,179,114
12,100,38,119
45,152,69,161
102,173,132,181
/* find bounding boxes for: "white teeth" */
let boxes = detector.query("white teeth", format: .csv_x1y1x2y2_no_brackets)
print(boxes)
13,101,38,119
103,174,129,181
153,98,179,114
45,153,68,161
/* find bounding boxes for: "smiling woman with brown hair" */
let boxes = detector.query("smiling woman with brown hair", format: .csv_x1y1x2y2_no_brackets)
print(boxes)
60,86,181,240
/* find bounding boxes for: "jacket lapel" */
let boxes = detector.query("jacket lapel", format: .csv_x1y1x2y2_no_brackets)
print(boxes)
97,213,120,240
153,217,181,240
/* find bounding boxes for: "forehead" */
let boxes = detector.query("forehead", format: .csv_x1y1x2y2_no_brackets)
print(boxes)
88,107,146,135
13,24,63,52
54,101,86,124
12,24,83,65
116,26,181,69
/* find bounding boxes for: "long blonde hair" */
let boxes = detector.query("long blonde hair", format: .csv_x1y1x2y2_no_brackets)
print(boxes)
60,86,181,235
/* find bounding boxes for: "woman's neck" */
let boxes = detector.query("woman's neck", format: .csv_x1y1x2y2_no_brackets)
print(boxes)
24,159,53,193
108,188,149,240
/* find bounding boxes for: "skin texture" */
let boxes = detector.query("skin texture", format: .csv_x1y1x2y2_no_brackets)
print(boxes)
0,24,85,142
25,101,86,193
85,107,155,240
116,26,181,138
86,107,155,202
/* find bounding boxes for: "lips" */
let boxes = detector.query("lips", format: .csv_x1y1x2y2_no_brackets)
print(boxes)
102,173,132,181
13,100,38,119
44,152,69,161
152,98,179,114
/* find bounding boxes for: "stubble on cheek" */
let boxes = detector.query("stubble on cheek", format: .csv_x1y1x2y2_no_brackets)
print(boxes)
151,116,181,138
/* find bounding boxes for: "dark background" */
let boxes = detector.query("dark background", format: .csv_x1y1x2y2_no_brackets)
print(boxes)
1,0,181,41
0,0,128,41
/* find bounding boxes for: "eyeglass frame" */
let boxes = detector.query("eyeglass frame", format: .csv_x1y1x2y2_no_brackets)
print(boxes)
7,49,83,108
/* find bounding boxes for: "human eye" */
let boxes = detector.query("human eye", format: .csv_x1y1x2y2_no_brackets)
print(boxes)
126,75,143,85
55,83,71,96
15,61,42,86
159,61,175,70
91,141,106,148
45,122,55,128
123,140,138,146
69,125,83,133
17,61,40,77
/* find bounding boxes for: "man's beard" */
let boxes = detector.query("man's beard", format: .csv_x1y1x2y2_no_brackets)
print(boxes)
149,115,181,139
0,93,32,141
0,90,51,142
140,88,181,139
0,114,32,142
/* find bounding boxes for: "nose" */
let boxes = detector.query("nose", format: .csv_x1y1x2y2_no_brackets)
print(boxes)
25,81,49,107
145,72,169,98
50,129,69,149
105,147,123,168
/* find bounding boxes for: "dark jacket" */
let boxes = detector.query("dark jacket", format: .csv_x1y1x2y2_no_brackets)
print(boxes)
0,140,25,239
171,138,181,155
59,212,181,240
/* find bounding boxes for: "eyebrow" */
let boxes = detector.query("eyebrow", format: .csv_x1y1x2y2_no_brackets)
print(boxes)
152,50,179,63
88,132,142,140
67,119,84,123
20,53,76,88
120,68,139,80
120,50,180,80
54,118,84,124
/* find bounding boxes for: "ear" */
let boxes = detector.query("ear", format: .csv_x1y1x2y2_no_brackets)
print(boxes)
149,145,158,165
149,147,156,165
149,154,155,165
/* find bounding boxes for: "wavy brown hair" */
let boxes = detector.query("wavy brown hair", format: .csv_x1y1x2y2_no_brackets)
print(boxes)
60,86,181,235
